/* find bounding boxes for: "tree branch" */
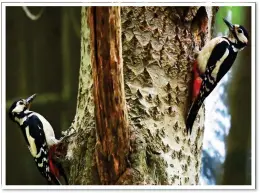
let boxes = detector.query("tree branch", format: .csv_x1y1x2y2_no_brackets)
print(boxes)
22,6,45,21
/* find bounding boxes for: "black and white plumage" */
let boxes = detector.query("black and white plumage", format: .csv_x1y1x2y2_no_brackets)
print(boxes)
9,94,68,185
186,18,249,134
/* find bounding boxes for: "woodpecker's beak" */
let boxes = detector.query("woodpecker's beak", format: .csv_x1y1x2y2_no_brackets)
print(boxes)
223,18,234,31
26,93,37,109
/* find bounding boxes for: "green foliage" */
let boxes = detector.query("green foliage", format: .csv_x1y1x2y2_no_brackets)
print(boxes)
215,6,247,35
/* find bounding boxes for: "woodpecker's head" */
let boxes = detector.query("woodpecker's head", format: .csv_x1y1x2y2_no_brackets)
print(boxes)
223,18,249,50
9,94,37,123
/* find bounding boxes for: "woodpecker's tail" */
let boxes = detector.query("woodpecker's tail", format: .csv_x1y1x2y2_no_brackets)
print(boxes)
54,160,69,185
48,169,62,185
186,99,202,134
48,159,68,185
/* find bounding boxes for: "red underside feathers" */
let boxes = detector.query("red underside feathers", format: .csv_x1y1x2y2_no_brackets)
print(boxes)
48,145,60,178
192,60,202,101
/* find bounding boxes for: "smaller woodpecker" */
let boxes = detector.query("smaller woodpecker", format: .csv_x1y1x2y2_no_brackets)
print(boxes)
186,18,249,134
9,94,68,185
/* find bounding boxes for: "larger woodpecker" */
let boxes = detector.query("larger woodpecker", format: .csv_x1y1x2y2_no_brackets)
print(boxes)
9,94,68,185
186,18,249,134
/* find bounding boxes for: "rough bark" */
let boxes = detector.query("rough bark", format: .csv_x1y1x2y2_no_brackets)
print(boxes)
56,6,218,185
90,7,130,185
57,7,99,185
121,6,217,185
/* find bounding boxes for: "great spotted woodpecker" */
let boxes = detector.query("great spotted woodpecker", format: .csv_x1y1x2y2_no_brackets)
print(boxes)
186,18,249,134
9,94,68,185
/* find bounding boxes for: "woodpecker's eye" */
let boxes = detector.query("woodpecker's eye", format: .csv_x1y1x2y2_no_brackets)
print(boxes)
19,101,24,105
238,29,243,33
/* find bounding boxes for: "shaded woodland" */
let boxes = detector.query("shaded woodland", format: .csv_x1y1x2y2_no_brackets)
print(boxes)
5,6,252,185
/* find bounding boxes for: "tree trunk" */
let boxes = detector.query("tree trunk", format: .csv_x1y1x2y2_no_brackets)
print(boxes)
59,6,218,185
90,7,130,185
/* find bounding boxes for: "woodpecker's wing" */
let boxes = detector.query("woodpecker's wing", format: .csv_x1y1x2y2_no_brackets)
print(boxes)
204,40,230,82
26,115,46,155
26,115,61,185
186,40,230,134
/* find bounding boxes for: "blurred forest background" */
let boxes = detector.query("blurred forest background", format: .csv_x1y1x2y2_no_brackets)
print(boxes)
6,7,81,185
5,6,252,185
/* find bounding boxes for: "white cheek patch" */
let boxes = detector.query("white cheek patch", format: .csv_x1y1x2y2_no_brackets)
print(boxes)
12,104,24,113
237,33,248,44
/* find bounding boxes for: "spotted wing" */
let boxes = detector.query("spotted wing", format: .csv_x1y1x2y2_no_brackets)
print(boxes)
26,115,60,184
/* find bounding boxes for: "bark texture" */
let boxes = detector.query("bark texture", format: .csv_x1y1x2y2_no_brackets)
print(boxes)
60,6,218,185
91,7,130,185
62,7,99,185
121,7,217,185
